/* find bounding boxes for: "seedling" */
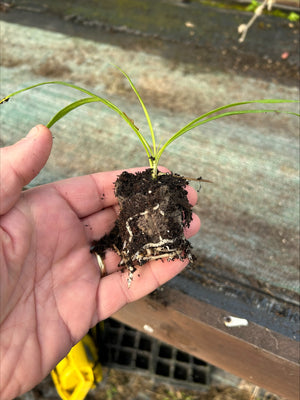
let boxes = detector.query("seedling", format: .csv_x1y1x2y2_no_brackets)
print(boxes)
1,65,298,180
1,66,299,286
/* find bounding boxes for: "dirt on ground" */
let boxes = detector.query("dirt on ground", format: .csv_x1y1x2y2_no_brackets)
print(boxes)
16,368,284,400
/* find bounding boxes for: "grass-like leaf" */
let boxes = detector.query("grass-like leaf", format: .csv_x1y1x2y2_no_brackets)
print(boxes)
156,101,300,164
1,80,154,162
113,65,157,155
0,81,98,102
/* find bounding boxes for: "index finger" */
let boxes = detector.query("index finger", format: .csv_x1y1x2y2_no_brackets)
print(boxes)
51,167,149,218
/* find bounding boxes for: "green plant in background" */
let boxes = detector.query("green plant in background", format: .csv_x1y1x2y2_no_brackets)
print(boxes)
106,384,118,400
1,66,299,179
288,11,299,22
246,0,259,12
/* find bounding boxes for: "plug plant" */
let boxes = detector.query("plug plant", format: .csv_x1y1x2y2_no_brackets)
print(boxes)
1,66,299,286
1,66,299,180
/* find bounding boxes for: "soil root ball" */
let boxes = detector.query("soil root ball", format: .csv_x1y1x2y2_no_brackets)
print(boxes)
91,169,194,286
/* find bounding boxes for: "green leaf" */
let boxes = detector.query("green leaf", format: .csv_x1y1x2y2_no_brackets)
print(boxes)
0,81,99,103
171,99,299,135
288,12,299,22
47,97,100,128
246,0,259,12
1,79,154,162
47,96,153,159
156,100,300,164
113,64,156,155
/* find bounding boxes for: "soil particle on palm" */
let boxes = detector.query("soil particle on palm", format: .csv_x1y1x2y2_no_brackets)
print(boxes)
91,169,194,285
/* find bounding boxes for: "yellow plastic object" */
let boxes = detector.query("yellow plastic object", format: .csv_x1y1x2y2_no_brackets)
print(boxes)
51,334,102,400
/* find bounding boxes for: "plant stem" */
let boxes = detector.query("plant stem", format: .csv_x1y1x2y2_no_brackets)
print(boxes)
151,162,158,179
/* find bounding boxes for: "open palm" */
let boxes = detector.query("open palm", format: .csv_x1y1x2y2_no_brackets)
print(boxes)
0,126,200,399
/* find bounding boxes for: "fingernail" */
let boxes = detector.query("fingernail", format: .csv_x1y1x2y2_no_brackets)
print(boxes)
26,126,39,139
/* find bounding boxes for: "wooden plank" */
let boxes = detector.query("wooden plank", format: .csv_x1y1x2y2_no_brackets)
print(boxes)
113,288,299,399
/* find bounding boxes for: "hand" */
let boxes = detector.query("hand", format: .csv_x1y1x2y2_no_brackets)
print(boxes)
0,125,200,399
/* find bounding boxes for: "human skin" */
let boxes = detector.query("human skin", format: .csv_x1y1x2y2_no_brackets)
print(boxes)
0,125,200,399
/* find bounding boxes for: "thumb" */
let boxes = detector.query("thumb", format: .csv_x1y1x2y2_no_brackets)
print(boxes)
0,125,53,215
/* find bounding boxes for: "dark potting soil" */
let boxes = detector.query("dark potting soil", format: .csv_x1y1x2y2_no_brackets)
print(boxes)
91,169,194,285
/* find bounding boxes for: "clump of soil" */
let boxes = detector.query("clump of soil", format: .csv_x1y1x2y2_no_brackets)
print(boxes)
91,169,194,286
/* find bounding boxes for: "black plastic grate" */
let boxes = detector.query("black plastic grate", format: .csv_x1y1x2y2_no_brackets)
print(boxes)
98,318,211,390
